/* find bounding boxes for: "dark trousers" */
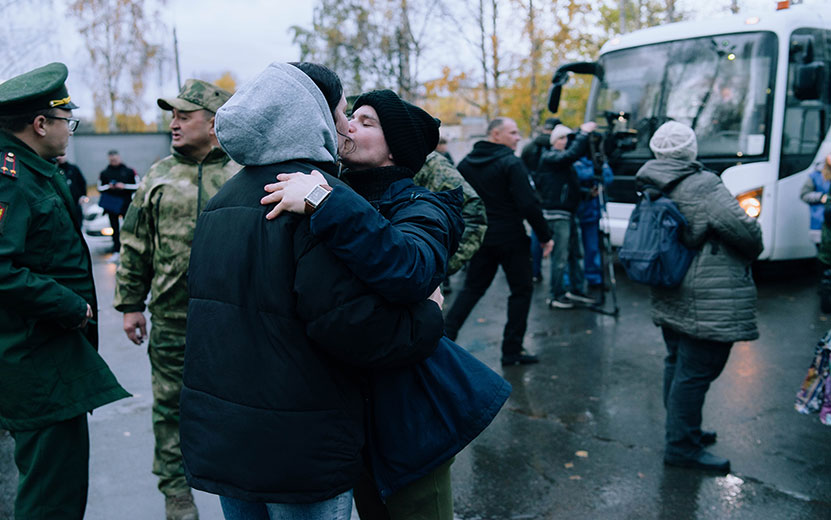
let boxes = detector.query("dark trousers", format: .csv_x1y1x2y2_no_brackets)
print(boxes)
107,211,121,251
444,239,533,357
10,414,89,520
662,326,732,459
354,458,454,520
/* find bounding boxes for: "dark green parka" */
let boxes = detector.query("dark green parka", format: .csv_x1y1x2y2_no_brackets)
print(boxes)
0,131,128,431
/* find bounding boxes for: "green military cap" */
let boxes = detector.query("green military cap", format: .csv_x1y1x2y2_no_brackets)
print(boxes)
157,79,231,113
0,62,78,116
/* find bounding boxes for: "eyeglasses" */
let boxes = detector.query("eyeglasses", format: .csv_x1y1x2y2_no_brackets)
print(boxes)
45,115,80,132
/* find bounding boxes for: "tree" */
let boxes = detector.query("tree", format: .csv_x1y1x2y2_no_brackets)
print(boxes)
68,0,167,132
0,0,59,79
291,0,440,100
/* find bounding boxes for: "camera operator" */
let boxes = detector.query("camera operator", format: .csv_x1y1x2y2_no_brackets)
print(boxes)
573,143,614,288
535,121,597,308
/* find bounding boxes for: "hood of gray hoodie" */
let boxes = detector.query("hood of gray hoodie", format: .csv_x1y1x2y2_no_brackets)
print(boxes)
635,158,704,191
214,62,337,166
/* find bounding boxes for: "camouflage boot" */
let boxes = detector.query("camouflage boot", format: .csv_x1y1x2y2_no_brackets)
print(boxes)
165,491,199,520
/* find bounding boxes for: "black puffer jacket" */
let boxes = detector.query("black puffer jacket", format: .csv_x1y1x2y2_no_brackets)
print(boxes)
534,131,590,213
458,141,551,245
182,164,446,503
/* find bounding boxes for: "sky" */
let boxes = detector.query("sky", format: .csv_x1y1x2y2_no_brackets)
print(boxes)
6,0,819,121
57,0,317,120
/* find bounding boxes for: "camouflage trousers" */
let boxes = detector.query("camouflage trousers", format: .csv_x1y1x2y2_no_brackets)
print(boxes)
148,317,189,497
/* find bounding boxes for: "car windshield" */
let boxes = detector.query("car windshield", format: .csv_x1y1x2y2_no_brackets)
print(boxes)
591,31,777,159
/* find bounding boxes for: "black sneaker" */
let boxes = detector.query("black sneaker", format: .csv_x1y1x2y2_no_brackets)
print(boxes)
501,350,539,366
664,450,730,473
532,274,543,284
565,291,597,305
546,296,574,309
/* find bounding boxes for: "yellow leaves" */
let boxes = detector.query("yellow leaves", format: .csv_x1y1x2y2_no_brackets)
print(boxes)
575,450,589,458
213,72,238,94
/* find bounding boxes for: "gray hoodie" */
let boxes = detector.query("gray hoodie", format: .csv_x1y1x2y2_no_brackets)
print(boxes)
215,62,337,166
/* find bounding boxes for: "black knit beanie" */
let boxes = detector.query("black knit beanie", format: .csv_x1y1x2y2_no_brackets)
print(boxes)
352,89,440,175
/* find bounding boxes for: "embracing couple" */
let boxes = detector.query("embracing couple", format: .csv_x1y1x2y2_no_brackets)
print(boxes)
179,62,510,520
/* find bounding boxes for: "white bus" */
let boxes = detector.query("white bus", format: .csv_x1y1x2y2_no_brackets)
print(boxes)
548,1,831,261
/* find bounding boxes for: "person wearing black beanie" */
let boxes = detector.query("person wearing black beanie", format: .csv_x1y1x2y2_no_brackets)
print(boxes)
349,89,440,175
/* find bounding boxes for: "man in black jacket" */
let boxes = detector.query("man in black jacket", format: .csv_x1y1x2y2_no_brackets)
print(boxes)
97,149,137,253
536,122,597,309
444,117,553,366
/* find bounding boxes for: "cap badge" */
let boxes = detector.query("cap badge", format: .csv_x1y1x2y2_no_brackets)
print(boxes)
49,96,72,108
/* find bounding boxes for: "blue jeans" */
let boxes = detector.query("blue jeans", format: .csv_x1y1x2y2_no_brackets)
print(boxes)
219,490,353,520
662,327,732,459
580,219,602,286
548,216,585,299
530,230,543,278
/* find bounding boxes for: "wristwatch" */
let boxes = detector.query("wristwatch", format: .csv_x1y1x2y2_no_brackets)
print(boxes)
304,184,333,214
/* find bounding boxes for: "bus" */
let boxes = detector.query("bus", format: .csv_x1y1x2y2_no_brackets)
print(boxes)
547,1,831,261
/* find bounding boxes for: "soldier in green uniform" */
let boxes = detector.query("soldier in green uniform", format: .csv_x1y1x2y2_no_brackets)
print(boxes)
0,62,130,519
114,79,238,520
414,150,487,277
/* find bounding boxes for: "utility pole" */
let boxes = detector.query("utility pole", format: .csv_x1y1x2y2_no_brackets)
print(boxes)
619,0,627,34
173,26,182,91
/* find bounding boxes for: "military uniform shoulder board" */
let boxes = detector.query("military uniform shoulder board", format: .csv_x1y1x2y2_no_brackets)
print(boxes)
1,152,18,179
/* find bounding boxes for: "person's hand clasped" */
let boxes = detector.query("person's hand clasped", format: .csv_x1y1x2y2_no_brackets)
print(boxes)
541,239,554,258
75,303,93,329
261,170,329,220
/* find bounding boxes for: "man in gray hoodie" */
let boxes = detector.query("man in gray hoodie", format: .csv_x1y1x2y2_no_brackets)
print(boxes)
635,121,763,473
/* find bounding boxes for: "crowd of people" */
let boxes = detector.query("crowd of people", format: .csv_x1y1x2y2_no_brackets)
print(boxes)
0,58,781,520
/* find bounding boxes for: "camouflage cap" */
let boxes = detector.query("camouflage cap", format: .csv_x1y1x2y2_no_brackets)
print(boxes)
157,79,231,113
0,62,78,116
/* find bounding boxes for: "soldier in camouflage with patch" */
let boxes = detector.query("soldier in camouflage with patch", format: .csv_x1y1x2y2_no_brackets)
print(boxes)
414,150,487,275
114,79,238,520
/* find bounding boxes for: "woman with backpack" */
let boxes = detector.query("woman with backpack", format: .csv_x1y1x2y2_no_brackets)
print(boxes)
635,121,763,473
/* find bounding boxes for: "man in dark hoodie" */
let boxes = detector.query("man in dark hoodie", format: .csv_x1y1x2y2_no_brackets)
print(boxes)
444,117,553,366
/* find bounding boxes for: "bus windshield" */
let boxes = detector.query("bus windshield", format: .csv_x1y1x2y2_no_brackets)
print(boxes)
591,31,777,160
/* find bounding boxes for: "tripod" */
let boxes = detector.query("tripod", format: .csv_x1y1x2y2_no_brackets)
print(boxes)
587,179,620,317
584,134,620,318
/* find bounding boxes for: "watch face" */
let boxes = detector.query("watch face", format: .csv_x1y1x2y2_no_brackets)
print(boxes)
306,185,330,207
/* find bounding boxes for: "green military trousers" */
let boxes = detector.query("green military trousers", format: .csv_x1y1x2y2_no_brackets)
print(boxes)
11,414,89,520
148,317,189,497
354,457,454,520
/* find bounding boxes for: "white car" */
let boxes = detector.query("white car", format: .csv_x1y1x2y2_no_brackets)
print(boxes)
81,199,115,253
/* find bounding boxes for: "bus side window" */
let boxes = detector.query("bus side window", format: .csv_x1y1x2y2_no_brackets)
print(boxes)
780,28,830,179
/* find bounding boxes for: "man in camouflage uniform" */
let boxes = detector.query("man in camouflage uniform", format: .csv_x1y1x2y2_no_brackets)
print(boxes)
114,79,238,520
414,150,487,276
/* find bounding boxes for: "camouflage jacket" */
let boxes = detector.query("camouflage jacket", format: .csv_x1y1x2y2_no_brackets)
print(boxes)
414,151,487,274
114,147,239,320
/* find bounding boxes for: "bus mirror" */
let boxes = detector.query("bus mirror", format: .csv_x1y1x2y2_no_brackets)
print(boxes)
547,62,605,113
794,62,824,100
548,84,562,113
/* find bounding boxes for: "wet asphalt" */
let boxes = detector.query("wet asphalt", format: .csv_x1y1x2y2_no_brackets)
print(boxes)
1,246,830,520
